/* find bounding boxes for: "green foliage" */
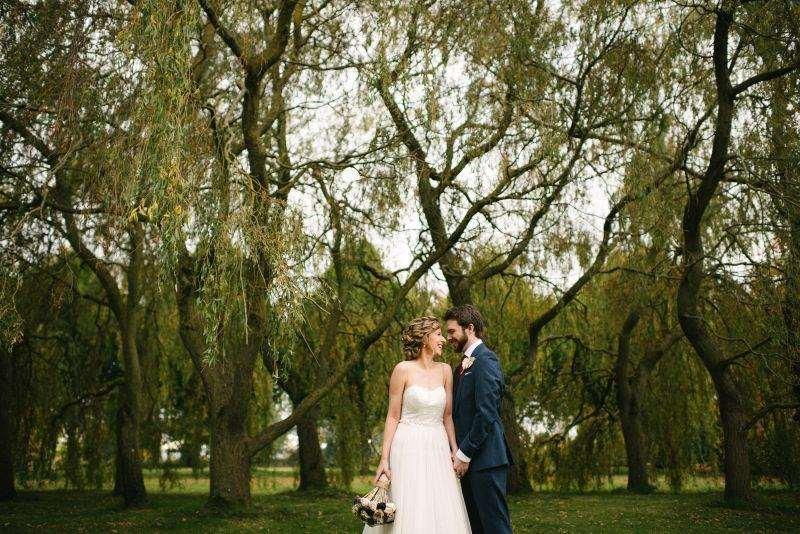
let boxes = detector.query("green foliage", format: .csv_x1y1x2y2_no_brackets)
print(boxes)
269,235,421,487
5,256,118,487
0,266,22,349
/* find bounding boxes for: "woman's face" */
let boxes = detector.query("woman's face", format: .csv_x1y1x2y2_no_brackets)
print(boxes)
425,327,445,357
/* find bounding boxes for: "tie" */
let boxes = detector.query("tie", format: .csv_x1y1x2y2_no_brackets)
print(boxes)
457,356,467,377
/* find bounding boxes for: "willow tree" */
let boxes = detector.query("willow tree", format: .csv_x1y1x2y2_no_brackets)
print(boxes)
142,0,350,506
8,257,130,486
602,135,689,493
269,184,423,488
367,2,671,490
0,268,15,500
85,0,352,506
614,304,682,491
123,0,490,506
676,0,800,502
0,1,166,506
762,35,800,422
729,5,800,482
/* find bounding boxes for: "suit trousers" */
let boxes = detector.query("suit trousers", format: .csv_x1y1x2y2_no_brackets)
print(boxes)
460,464,512,534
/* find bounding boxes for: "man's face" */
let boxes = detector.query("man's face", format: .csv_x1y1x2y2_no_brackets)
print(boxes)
445,319,469,353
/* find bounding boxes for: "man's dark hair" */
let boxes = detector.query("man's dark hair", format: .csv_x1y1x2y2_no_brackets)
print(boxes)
443,304,485,339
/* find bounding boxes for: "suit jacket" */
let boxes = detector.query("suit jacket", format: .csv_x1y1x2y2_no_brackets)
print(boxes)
453,342,513,471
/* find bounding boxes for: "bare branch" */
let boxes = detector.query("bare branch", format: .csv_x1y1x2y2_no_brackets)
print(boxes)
741,403,800,432
732,60,800,96
718,336,772,370
196,0,246,65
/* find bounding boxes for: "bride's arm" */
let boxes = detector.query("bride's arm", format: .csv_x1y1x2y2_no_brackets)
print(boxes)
374,363,405,484
443,364,458,455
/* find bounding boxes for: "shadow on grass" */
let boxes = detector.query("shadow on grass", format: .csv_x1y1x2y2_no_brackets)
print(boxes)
703,490,800,515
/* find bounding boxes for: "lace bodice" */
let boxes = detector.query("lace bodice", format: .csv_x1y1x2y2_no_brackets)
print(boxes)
400,385,445,426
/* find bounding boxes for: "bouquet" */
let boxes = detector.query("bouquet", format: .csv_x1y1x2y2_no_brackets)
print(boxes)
352,473,396,526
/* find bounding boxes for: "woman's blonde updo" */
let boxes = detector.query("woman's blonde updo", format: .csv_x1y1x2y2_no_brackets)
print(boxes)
401,316,441,360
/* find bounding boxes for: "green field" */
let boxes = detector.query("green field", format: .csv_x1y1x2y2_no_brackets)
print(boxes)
1,470,798,533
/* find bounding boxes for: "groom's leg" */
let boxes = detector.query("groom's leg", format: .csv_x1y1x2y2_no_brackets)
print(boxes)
468,465,512,534
461,474,485,534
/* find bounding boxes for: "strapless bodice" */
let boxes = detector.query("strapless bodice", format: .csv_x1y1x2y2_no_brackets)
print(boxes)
399,385,445,426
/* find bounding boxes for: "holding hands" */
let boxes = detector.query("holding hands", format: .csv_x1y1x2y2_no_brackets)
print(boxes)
453,455,469,479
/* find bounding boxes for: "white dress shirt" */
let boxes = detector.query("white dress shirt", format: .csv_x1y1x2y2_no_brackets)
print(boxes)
463,339,483,358
455,339,483,463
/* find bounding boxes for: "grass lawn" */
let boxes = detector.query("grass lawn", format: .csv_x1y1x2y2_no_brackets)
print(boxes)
1,471,798,533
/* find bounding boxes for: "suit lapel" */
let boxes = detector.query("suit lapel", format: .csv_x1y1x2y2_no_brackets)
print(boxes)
454,361,462,403
454,342,483,406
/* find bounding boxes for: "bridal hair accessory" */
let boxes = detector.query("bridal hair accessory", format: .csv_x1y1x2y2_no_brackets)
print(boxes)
352,473,396,526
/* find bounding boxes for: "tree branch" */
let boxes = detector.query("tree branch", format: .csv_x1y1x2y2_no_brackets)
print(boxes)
196,0,246,66
252,0,299,79
375,79,439,181
732,60,800,96
741,403,800,432
445,83,516,182
718,336,772,370
0,110,60,163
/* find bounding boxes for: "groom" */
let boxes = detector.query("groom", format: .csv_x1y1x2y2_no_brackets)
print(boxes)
445,305,513,534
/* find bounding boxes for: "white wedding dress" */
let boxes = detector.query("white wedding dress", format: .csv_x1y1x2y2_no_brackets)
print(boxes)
364,385,472,534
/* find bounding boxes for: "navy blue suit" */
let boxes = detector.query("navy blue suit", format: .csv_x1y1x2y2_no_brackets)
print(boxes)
453,341,513,534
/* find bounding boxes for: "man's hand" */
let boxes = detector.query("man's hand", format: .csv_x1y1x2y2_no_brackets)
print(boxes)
453,457,469,478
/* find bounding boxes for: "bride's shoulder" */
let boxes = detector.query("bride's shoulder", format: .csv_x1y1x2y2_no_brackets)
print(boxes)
389,361,413,385
392,360,412,375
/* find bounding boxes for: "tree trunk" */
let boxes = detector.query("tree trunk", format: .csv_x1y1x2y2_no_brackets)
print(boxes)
718,394,751,502
786,219,800,422
501,393,533,493
114,386,147,506
678,191,755,503
176,252,258,509
282,378,328,490
58,187,149,507
64,419,84,490
181,440,203,469
208,341,257,509
296,410,327,491
676,7,755,504
207,409,252,508
113,401,124,496
614,310,653,493
0,350,15,501
619,404,650,492
113,327,147,507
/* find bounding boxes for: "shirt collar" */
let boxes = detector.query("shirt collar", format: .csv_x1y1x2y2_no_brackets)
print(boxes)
463,339,483,357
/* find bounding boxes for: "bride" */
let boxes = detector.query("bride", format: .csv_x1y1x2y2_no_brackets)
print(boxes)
364,316,472,533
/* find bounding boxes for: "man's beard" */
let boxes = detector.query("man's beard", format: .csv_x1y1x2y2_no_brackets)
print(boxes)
453,332,468,353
